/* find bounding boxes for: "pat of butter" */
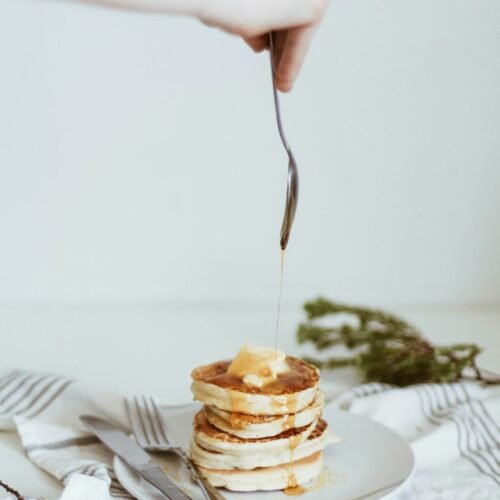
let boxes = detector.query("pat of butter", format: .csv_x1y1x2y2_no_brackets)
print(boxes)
228,345,289,388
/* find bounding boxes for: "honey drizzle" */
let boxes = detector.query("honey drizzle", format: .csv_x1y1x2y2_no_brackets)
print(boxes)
286,467,298,489
228,390,248,414
285,405,303,492
282,413,296,432
284,485,306,496
274,249,286,357
229,412,247,430
288,433,302,453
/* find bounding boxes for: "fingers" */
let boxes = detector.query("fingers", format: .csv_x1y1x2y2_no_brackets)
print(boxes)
201,0,328,92
200,0,326,38
253,0,326,36
243,35,268,53
246,27,315,92
274,24,317,92
271,30,288,71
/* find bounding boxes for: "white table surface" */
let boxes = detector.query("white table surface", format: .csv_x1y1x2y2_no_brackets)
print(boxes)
1,303,499,498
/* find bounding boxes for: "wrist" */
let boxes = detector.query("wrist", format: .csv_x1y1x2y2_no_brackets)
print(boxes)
88,0,202,17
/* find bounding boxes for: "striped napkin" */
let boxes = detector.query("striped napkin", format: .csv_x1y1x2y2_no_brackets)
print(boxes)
0,370,133,499
329,380,500,499
1,368,499,499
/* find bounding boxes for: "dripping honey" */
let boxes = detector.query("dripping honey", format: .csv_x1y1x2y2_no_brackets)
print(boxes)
275,249,286,357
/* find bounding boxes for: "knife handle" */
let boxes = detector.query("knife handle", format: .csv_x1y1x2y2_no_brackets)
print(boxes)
174,448,225,500
140,465,191,500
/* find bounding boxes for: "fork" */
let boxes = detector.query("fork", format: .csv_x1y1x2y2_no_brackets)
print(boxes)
268,32,299,251
126,395,224,500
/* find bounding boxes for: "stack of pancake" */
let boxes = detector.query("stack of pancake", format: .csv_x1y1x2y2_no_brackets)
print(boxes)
190,345,336,493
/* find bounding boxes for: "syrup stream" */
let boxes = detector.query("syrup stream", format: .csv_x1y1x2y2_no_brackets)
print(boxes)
274,249,286,357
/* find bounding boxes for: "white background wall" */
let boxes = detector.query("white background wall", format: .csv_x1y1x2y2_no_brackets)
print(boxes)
1,0,499,307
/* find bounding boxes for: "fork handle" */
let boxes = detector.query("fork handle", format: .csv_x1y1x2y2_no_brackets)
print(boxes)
173,448,225,500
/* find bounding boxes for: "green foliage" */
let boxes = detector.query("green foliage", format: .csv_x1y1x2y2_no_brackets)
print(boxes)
297,297,495,387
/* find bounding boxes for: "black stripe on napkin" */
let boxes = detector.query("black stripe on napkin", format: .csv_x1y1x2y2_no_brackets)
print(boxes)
24,378,74,418
419,385,491,477
428,384,498,476
25,436,100,453
0,373,39,406
417,383,500,485
0,371,74,419
437,385,499,474
0,374,59,415
459,384,500,449
452,385,500,469
0,371,20,392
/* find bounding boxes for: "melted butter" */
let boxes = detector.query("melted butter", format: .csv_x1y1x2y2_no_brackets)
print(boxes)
227,345,288,388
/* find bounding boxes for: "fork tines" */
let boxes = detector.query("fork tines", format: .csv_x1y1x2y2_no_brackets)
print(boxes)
126,395,170,451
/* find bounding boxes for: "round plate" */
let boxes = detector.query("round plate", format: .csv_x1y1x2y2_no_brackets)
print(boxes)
114,404,414,500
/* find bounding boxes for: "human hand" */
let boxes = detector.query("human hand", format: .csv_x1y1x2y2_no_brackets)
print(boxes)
82,0,328,92
197,0,328,92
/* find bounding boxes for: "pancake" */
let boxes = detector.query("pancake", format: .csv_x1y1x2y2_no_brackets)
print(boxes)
205,391,325,439
197,451,324,492
191,414,336,470
189,346,338,492
191,356,320,415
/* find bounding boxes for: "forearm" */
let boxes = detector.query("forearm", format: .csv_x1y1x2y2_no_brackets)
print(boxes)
68,0,328,93
75,0,201,17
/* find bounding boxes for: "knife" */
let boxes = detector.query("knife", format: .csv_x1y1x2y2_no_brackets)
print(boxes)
80,415,191,500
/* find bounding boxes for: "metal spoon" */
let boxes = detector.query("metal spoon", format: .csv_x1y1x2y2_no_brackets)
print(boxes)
268,32,299,251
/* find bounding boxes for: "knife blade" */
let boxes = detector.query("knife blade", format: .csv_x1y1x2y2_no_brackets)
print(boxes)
80,415,190,500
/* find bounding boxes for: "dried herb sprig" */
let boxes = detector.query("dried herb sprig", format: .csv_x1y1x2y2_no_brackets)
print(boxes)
0,479,23,500
297,297,497,387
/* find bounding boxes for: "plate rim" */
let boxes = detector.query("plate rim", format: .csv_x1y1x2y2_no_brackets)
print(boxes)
114,407,415,500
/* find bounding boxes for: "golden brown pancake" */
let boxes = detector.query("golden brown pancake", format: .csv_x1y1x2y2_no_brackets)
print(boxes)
190,412,333,470
204,391,325,439
197,451,324,492
194,409,326,445
191,356,320,415
191,356,319,395
189,346,337,492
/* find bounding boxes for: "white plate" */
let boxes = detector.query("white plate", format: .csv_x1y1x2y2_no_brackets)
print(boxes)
114,404,414,500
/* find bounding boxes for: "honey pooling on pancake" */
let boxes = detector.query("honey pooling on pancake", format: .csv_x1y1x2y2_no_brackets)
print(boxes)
190,347,335,493
191,356,319,395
